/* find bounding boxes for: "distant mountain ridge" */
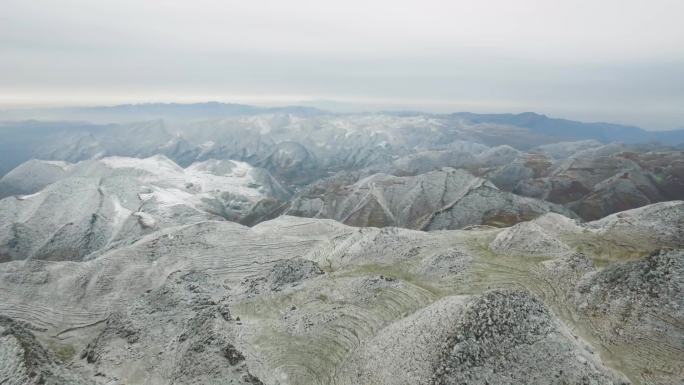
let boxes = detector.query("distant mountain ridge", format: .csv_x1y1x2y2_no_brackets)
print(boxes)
450,111,684,144
0,102,326,123
1,103,683,178
1,101,682,134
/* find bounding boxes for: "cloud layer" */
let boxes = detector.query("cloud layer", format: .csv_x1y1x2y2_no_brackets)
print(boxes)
1,0,683,128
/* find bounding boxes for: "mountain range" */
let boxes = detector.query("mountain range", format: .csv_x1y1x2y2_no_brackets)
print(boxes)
0,103,682,385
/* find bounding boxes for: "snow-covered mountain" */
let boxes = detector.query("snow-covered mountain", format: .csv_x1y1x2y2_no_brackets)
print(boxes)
0,105,682,385
285,167,573,229
0,155,288,261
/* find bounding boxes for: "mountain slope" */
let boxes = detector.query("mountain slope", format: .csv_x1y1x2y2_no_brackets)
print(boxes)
451,111,684,144
0,202,680,384
2,107,683,183
0,156,288,261
286,168,574,230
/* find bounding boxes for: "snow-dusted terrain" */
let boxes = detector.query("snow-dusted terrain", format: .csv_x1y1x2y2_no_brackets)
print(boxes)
0,202,681,384
286,167,574,229
0,155,288,261
0,107,683,385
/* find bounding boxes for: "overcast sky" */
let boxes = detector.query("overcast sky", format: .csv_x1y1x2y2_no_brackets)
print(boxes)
1,0,683,129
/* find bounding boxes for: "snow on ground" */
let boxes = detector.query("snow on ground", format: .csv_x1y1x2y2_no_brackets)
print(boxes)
17,191,42,200
101,155,185,179
102,155,265,204
132,211,157,228
110,196,132,226
185,159,262,198
106,196,134,244
8,156,272,223
39,160,75,170
140,187,197,209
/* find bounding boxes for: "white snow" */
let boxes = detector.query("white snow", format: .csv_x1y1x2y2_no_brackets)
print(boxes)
133,211,157,228
110,197,132,224
100,156,264,203
107,197,133,243
101,155,184,177
185,159,261,198
39,160,74,171
149,187,196,208
17,192,42,200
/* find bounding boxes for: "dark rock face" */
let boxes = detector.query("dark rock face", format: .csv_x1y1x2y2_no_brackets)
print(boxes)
223,344,246,365
268,258,325,291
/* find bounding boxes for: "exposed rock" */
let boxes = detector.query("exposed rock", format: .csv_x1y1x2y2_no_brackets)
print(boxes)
267,258,324,291
576,250,683,347
431,290,628,385
0,316,88,385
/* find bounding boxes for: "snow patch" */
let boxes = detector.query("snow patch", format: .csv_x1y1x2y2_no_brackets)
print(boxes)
133,211,157,228
17,192,42,200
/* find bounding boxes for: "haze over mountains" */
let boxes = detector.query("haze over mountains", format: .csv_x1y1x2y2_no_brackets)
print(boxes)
2,103,684,176
0,103,682,385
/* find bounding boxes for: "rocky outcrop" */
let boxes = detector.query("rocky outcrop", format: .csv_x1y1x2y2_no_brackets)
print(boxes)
576,250,683,346
431,290,628,385
541,249,684,385
338,290,629,385
0,316,88,385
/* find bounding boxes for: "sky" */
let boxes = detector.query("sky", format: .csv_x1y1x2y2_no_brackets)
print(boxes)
1,0,683,129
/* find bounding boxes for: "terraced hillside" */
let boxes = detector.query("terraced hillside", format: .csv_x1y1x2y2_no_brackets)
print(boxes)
0,201,681,385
